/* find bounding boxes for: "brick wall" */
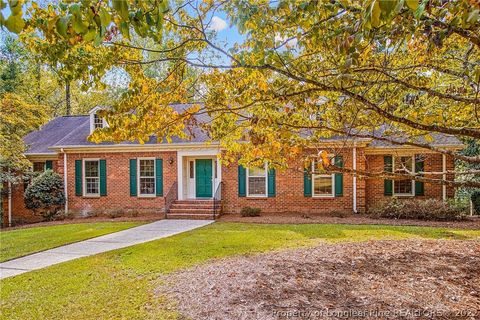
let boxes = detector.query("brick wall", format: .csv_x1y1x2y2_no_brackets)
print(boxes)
3,149,456,225
58,151,178,215
221,148,366,214
1,160,59,226
365,153,455,211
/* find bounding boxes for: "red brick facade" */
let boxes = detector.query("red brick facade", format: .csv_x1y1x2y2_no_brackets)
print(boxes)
1,148,456,225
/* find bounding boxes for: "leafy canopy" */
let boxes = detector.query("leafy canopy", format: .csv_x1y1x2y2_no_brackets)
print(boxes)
2,0,480,188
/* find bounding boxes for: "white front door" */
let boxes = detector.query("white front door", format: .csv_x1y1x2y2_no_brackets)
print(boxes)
187,159,196,198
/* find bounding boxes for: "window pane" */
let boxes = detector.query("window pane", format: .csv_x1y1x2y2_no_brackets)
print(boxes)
94,114,103,129
394,156,413,195
394,180,412,194
394,156,412,173
140,177,155,195
313,175,332,196
140,160,155,177
85,161,99,178
33,162,45,172
86,178,99,194
248,177,266,195
249,166,266,177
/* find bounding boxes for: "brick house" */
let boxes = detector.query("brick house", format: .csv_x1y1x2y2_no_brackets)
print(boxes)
1,105,462,225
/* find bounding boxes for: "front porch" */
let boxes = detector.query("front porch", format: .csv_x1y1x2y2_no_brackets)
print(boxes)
177,149,222,200
165,149,222,220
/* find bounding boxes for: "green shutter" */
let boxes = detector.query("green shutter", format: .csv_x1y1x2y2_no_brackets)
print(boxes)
156,158,163,196
268,168,276,197
130,159,137,196
415,155,425,196
75,160,82,196
334,155,343,197
45,160,53,170
384,155,393,196
99,159,107,196
238,165,246,197
304,165,312,197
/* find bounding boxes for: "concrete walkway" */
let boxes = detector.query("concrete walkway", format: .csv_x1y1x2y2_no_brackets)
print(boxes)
0,219,213,279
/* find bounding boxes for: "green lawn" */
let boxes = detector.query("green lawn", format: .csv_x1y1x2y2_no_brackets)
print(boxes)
0,221,145,262
1,222,479,320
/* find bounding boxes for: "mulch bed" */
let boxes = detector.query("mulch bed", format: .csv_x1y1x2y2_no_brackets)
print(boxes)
158,240,480,319
219,213,480,230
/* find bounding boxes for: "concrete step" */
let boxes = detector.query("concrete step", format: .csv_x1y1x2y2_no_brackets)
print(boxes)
173,200,216,204
166,213,218,220
169,208,217,214
170,203,220,209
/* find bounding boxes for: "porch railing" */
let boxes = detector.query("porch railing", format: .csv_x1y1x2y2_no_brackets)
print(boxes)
213,181,223,220
164,181,178,219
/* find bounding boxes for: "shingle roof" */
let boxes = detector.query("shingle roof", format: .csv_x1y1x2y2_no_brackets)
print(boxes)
24,104,212,154
24,104,463,154
365,126,462,148
24,116,88,154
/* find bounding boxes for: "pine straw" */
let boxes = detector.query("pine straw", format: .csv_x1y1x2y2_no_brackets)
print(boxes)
158,240,480,320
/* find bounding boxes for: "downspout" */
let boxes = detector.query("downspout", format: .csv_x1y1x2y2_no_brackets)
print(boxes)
442,154,447,201
62,148,68,213
7,172,12,227
352,144,357,213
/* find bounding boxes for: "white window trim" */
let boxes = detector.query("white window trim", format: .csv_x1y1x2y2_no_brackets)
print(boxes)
246,163,268,198
137,157,156,197
311,160,335,198
89,107,109,134
83,158,100,197
392,155,415,197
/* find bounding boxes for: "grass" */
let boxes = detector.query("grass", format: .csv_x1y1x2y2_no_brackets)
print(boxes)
1,222,479,320
0,221,145,262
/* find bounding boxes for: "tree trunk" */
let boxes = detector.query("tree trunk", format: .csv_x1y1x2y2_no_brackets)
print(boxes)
36,64,41,104
65,80,71,115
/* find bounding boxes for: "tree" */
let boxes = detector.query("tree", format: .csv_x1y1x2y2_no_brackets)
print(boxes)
0,93,47,185
24,170,65,221
3,0,480,188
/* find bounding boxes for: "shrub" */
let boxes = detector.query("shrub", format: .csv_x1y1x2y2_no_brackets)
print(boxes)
24,170,65,221
240,207,261,217
370,198,467,221
471,191,480,215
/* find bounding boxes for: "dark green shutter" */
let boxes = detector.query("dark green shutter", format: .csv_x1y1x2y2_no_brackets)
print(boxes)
384,155,393,196
238,165,246,197
45,160,53,170
334,155,343,197
75,160,82,196
268,168,276,197
415,155,425,196
99,159,107,196
156,158,163,196
130,159,137,196
304,165,312,197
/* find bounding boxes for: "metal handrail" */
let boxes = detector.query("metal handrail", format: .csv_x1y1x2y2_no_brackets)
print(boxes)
213,181,223,220
164,181,178,219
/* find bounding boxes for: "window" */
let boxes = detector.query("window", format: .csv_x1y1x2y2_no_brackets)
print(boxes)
138,159,155,196
189,161,194,179
312,160,334,197
93,114,103,129
393,155,414,196
247,165,267,197
33,162,45,172
84,160,100,196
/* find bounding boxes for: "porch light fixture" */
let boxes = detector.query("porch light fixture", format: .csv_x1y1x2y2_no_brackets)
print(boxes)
168,157,174,165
